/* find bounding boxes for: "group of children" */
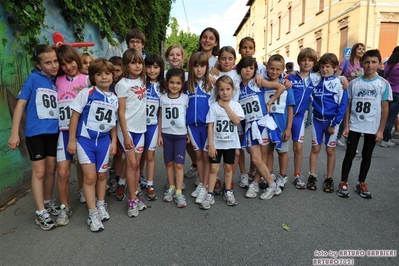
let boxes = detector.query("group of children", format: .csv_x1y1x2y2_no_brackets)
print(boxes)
8,27,392,232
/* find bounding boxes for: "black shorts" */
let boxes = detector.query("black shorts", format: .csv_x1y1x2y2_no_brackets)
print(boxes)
26,133,58,161
209,148,236,164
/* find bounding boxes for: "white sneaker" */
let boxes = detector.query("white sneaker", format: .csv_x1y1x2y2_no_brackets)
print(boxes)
77,188,86,203
175,194,187,208
56,204,72,226
127,198,139,217
87,212,104,232
245,183,259,198
137,199,147,211
191,182,203,198
271,173,276,181
224,190,237,206
276,174,288,190
260,186,282,200
185,165,198,178
200,193,215,209
239,173,249,188
194,176,200,186
336,139,345,147
163,189,175,202
379,140,396,147
195,188,207,204
97,204,110,221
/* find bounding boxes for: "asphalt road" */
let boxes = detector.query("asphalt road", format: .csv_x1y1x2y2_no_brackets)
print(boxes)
1,129,398,266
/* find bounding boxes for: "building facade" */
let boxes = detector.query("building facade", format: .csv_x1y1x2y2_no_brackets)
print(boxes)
234,0,399,63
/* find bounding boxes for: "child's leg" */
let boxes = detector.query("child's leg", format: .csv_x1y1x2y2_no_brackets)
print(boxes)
139,151,146,176
278,152,288,176
145,150,156,183
248,145,274,184
358,133,377,183
309,145,321,175
96,171,107,201
81,163,98,210
202,151,210,187
341,131,360,181
112,153,123,178
208,163,220,192
293,141,303,174
76,162,83,191
266,145,274,173
174,134,187,191
43,156,57,201
195,149,205,184
175,163,184,190
223,163,234,190
31,159,48,211
165,161,175,187
57,160,72,206
125,151,142,199
326,146,336,177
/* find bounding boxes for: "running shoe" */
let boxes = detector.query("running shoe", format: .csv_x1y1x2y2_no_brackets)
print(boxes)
146,185,158,201
87,211,104,232
306,175,317,190
175,194,187,208
35,210,56,231
337,181,350,198
355,182,372,198
44,198,61,216
245,183,259,198
116,184,126,201
200,193,215,210
322,176,335,193
224,190,237,206
293,175,306,189
97,203,110,221
56,204,72,226
163,189,175,202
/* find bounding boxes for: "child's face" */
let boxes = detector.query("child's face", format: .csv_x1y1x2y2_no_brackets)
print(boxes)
146,63,161,82
240,65,256,82
127,60,143,78
361,56,380,77
37,51,59,78
61,59,79,78
299,58,315,73
319,63,337,77
200,30,218,53
113,65,123,82
219,51,235,72
267,61,285,81
239,41,255,57
167,48,184,68
128,38,144,52
193,64,207,81
167,76,184,96
218,81,234,101
94,70,113,91
81,56,93,75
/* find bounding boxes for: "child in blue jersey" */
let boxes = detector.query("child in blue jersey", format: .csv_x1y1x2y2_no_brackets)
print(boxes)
237,57,285,200
308,53,348,193
185,52,214,204
115,49,147,217
55,44,89,225
141,54,165,201
339,50,391,198
264,55,295,191
200,75,245,209
8,44,60,231
158,68,190,208
67,58,118,232
286,48,321,189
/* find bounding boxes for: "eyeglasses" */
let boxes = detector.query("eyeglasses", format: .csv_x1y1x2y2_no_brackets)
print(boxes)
129,39,142,45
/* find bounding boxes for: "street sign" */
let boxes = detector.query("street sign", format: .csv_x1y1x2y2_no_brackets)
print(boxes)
344,47,352,59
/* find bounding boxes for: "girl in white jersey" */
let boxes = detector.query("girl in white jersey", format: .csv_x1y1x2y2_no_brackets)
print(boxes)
115,49,147,217
55,44,89,226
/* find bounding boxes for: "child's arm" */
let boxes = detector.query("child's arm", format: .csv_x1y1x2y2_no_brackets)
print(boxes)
109,127,117,156
283,105,293,141
342,99,352,138
118,97,134,150
331,88,349,130
218,100,241,125
67,110,80,155
337,76,349,89
265,83,286,113
8,99,27,150
207,122,217,158
157,107,163,147
376,100,389,142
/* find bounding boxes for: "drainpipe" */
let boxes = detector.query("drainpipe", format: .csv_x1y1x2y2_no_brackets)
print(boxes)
365,0,370,47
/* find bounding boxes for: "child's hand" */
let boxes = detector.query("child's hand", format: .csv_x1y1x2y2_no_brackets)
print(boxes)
218,99,229,109
208,146,217,158
67,141,77,155
283,79,292,88
343,126,349,138
282,129,291,141
375,130,383,142
8,134,20,150
124,138,134,150
254,73,264,87
186,134,191,144
209,76,217,86
158,136,163,147
209,68,220,77
328,126,335,135
109,142,117,156
339,76,349,89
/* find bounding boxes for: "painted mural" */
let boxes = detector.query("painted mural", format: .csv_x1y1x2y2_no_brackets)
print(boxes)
0,0,125,197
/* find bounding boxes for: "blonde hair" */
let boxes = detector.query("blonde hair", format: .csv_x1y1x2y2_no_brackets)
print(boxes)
187,51,212,93
215,75,235,100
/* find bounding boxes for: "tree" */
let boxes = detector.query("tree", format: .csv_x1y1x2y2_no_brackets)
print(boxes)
165,17,199,66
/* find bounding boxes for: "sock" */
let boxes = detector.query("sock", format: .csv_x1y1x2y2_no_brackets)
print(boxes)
147,180,154,186
118,178,126,185
269,182,277,189
224,189,231,193
44,199,51,204
208,192,214,196
176,189,182,195
252,181,258,187
170,185,176,191
36,209,45,215
96,200,104,207
88,208,97,215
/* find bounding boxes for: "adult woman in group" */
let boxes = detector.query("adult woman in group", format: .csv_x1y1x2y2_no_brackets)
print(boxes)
380,46,399,147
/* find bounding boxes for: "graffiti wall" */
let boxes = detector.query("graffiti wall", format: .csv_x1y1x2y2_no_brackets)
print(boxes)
0,0,125,206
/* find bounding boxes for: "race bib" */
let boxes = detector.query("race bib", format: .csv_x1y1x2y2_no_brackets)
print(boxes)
87,101,117,132
264,90,287,114
58,99,74,130
36,88,58,119
240,95,263,122
214,119,235,141
352,99,377,123
146,99,159,125
162,106,185,128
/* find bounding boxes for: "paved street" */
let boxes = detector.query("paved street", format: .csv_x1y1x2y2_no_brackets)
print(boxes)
1,129,398,266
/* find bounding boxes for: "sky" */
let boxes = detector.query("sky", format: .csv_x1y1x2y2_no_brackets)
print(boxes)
169,0,249,47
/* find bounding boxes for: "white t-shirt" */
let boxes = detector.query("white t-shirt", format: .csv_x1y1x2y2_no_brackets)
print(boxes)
206,101,244,149
115,77,147,133
160,93,189,135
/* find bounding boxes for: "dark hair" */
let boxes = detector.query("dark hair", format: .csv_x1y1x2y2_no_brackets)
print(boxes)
297,47,318,65
319,53,339,68
32,44,56,69
187,51,212,93
197,27,220,57
121,48,145,80
236,57,258,78
55,44,84,76
125,29,146,46
361,49,381,63
165,68,185,93
145,53,165,92
285,62,294,70
215,75,235,100
88,58,115,86
349,43,366,66
109,56,123,67
238,37,256,51
387,45,399,66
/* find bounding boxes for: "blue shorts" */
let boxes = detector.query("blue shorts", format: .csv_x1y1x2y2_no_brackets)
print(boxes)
162,133,186,164
291,115,306,142
242,123,269,148
188,125,208,151
77,136,110,172
57,131,73,162
144,124,158,151
117,131,145,153
311,118,338,147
